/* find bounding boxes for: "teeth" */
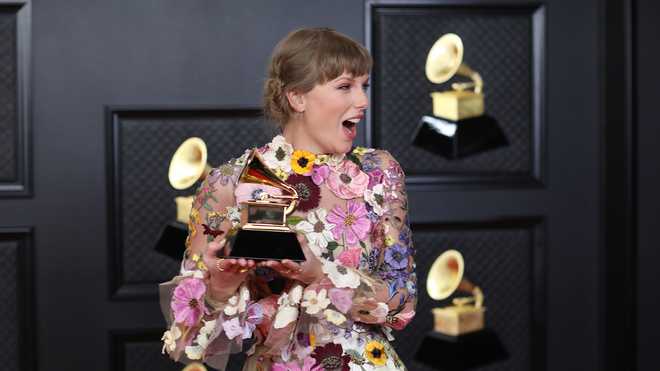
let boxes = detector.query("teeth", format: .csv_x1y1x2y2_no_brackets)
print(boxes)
347,118,360,124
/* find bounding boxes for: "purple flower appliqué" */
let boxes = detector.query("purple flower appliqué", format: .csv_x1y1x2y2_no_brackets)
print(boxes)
171,277,207,326
385,243,409,270
367,168,384,189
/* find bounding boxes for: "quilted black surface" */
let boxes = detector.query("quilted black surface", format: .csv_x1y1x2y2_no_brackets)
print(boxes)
0,10,17,182
0,240,19,371
371,7,535,175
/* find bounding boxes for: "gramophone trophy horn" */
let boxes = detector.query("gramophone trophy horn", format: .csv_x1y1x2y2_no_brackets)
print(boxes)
225,149,306,262
427,249,485,336
182,362,207,371
168,137,212,224
425,33,484,121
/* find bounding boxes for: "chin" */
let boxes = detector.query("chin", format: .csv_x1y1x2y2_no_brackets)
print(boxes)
334,142,352,155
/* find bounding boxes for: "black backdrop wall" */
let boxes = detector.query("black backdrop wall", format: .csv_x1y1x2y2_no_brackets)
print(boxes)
0,0,657,371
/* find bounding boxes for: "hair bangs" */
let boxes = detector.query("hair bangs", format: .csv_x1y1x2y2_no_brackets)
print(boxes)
314,33,372,84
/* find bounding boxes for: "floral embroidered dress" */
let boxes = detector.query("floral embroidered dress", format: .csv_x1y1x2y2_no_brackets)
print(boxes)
160,135,417,371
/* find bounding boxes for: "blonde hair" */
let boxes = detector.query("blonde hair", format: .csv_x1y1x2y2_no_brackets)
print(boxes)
263,27,373,127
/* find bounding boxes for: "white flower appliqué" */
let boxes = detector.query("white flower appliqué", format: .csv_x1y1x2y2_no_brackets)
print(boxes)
161,324,182,354
273,284,303,329
363,183,388,216
322,261,361,289
301,288,331,315
295,209,335,256
263,135,293,174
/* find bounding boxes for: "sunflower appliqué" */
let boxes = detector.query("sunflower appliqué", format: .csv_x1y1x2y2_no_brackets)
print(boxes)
364,340,388,366
291,149,316,175
286,173,321,212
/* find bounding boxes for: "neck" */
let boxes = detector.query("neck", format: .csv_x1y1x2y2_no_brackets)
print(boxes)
281,121,324,155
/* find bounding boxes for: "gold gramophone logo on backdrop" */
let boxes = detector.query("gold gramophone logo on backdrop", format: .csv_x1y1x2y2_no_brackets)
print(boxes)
154,137,213,261
426,249,485,336
412,33,507,159
169,137,212,223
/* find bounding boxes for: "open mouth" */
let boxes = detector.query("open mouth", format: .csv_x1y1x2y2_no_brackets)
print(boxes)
342,120,357,130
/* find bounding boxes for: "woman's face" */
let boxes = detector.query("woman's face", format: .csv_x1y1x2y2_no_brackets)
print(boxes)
294,72,370,155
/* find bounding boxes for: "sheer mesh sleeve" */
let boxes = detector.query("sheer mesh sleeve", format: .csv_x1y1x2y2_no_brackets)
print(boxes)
158,152,258,370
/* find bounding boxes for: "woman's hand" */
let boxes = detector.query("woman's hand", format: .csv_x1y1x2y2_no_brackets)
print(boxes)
258,234,324,285
202,238,256,302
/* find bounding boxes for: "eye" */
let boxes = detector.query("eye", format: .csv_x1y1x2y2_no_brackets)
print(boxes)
338,84,350,90
362,83,370,90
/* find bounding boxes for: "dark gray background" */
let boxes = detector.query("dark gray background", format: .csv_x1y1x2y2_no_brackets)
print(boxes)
0,0,657,370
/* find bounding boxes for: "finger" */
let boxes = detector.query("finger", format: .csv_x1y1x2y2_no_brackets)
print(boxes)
281,260,302,273
295,234,317,262
215,258,238,273
203,239,227,266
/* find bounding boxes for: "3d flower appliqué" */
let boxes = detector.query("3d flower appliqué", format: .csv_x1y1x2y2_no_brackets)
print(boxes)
161,325,181,354
274,285,303,329
295,209,335,256
322,261,360,289
326,160,369,199
326,200,371,248
385,243,409,270
363,183,388,216
291,149,316,175
171,277,207,326
286,174,321,212
301,288,331,315
263,135,293,175
364,340,388,366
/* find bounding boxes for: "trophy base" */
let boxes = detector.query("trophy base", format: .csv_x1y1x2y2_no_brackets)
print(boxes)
432,306,485,336
227,229,306,262
412,115,508,159
414,328,508,370
154,221,188,261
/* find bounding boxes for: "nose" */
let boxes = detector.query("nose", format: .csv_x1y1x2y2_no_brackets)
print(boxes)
355,87,369,110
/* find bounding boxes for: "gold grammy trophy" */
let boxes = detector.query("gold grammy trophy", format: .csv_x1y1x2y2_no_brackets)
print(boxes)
154,137,212,261
226,149,306,262
427,249,485,336
412,33,507,159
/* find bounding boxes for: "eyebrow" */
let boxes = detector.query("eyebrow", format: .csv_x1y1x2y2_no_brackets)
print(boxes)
335,76,370,83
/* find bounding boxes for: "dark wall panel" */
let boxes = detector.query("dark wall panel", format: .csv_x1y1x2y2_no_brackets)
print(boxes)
367,4,545,188
0,2,30,196
0,9,17,181
394,219,545,371
107,108,275,299
0,228,35,371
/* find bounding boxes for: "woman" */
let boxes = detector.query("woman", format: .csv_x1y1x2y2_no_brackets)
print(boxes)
160,27,417,371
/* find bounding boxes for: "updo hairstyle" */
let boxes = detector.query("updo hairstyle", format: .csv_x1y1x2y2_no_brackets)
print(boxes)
262,27,373,127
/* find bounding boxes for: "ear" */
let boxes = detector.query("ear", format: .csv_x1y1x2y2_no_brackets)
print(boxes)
285,89,306,113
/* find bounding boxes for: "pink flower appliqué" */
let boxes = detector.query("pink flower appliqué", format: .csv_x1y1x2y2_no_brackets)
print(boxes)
326,200,372,247
272,356,322,371
326,160,369,199
328,288,354,314
171,278,207,326
311,164,330,185
337,248,362,268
